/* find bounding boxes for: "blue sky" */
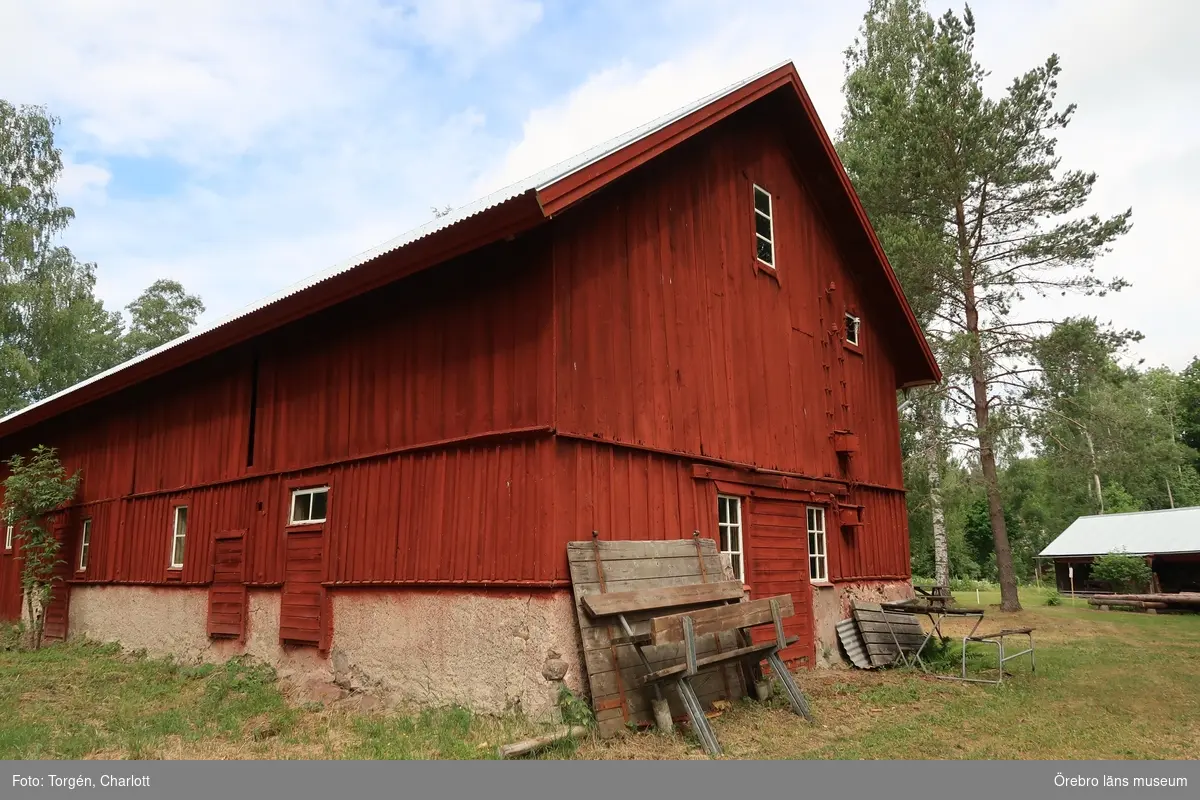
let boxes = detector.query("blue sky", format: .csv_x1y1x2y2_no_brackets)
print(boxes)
3,0,1198,369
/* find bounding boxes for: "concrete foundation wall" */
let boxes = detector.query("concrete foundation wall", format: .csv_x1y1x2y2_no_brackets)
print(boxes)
67,585,584,721
811,580,913,667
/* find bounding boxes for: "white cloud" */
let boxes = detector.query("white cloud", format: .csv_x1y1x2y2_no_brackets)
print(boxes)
471,0,858,196
396,0,544,54
0,0,540,161
57,160,110,200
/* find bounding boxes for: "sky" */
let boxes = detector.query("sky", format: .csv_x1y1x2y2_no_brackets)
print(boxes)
2,0,1198,370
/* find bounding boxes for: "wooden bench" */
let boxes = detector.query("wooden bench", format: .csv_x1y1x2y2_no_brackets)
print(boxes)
582,580,812,756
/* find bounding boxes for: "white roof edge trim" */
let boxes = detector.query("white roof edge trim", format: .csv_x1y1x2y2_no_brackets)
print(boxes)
0,60,793,432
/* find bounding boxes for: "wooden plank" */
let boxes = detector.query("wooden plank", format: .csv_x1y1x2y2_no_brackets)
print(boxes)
650,595,795,644
854,619,924,634
566,539,719,562
572,572,727,598
582,634,741,679
569,557,719,584
642,640,793,684
581,581,744,617
860,632,925,645
578,600,749,652
589,678,730,718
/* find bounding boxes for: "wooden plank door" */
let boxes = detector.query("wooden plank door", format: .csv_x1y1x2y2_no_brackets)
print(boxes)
279,529,327,648
744,497,813,665
207,531,248,641
42,524,71,642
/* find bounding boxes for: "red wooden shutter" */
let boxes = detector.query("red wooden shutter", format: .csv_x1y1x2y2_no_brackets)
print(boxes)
207,531,247,640
280,530,325,646
42,524,72,642
744,498,814,665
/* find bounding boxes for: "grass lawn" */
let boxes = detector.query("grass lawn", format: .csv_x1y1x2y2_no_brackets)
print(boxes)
2,588,1198,760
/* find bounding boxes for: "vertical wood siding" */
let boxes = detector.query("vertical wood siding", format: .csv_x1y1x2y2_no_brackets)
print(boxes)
252,236,554,473
552,438,710,581
832,487,911,581
553,105,905,489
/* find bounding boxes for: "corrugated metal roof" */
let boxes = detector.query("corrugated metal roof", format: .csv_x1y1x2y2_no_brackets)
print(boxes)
0,61,788,432
1038,506,1200,557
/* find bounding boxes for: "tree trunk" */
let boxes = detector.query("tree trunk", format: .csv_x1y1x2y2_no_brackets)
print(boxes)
956,201,1021,612
1085,429,1103,514
927,426,950,589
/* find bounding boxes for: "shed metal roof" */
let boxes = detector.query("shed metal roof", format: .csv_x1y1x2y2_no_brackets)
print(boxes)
1038,506,1200,558
0,60,940,441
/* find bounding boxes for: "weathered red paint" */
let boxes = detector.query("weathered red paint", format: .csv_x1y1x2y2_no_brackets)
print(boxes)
0,65,937,667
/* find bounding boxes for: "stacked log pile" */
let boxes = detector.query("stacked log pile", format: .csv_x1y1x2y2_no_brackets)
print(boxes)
1088,593,1200,613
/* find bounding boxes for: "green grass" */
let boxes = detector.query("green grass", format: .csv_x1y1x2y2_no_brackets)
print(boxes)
0,640,561,760
2,589,1197,760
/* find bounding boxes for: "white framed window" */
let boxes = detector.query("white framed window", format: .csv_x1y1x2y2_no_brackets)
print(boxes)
170,506,188,569
807,506,828,583
718,494,743,580
845,313,861,347
753,184,775,268
289,486,329,526
4,509,13,551
78,518,92,571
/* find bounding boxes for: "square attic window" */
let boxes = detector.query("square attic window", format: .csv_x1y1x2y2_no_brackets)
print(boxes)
290,486,329,526
845,313,861,347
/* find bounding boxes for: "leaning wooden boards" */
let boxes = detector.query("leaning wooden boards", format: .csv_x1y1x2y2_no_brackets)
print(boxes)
850,602,925,667
567,537,745,739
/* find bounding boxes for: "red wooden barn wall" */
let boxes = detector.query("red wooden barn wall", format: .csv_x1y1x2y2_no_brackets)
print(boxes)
551,105,911,579
0,99,916,628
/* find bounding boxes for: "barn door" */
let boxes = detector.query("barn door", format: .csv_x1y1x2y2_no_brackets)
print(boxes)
744,496,814,664
207,530,247,641
42,523,72,643
279,528,328,648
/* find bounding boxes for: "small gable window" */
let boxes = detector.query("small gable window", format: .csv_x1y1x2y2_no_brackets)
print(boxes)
78,519,92,572
753,184,775,268
170,506,188,569
845,313,861,347
717,494,743,580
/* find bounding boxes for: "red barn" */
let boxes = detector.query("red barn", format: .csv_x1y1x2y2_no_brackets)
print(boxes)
0,63,938,719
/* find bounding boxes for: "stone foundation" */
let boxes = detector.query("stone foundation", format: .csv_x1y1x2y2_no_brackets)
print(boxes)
67,585,584,721
811,580,914,667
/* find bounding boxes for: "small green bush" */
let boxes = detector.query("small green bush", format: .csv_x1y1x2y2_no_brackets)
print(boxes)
1091,552,1153,594
557,685,595,728
1044,591,1062,606
0,622,26,651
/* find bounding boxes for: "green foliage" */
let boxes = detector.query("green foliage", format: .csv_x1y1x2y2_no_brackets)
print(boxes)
1091,552,1153,594
1044,591,1062,606
556,684,595,729
1179,357,1200,466
0,623,25,651
121,279,205,360
1,100,203,416
2,445,80,649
